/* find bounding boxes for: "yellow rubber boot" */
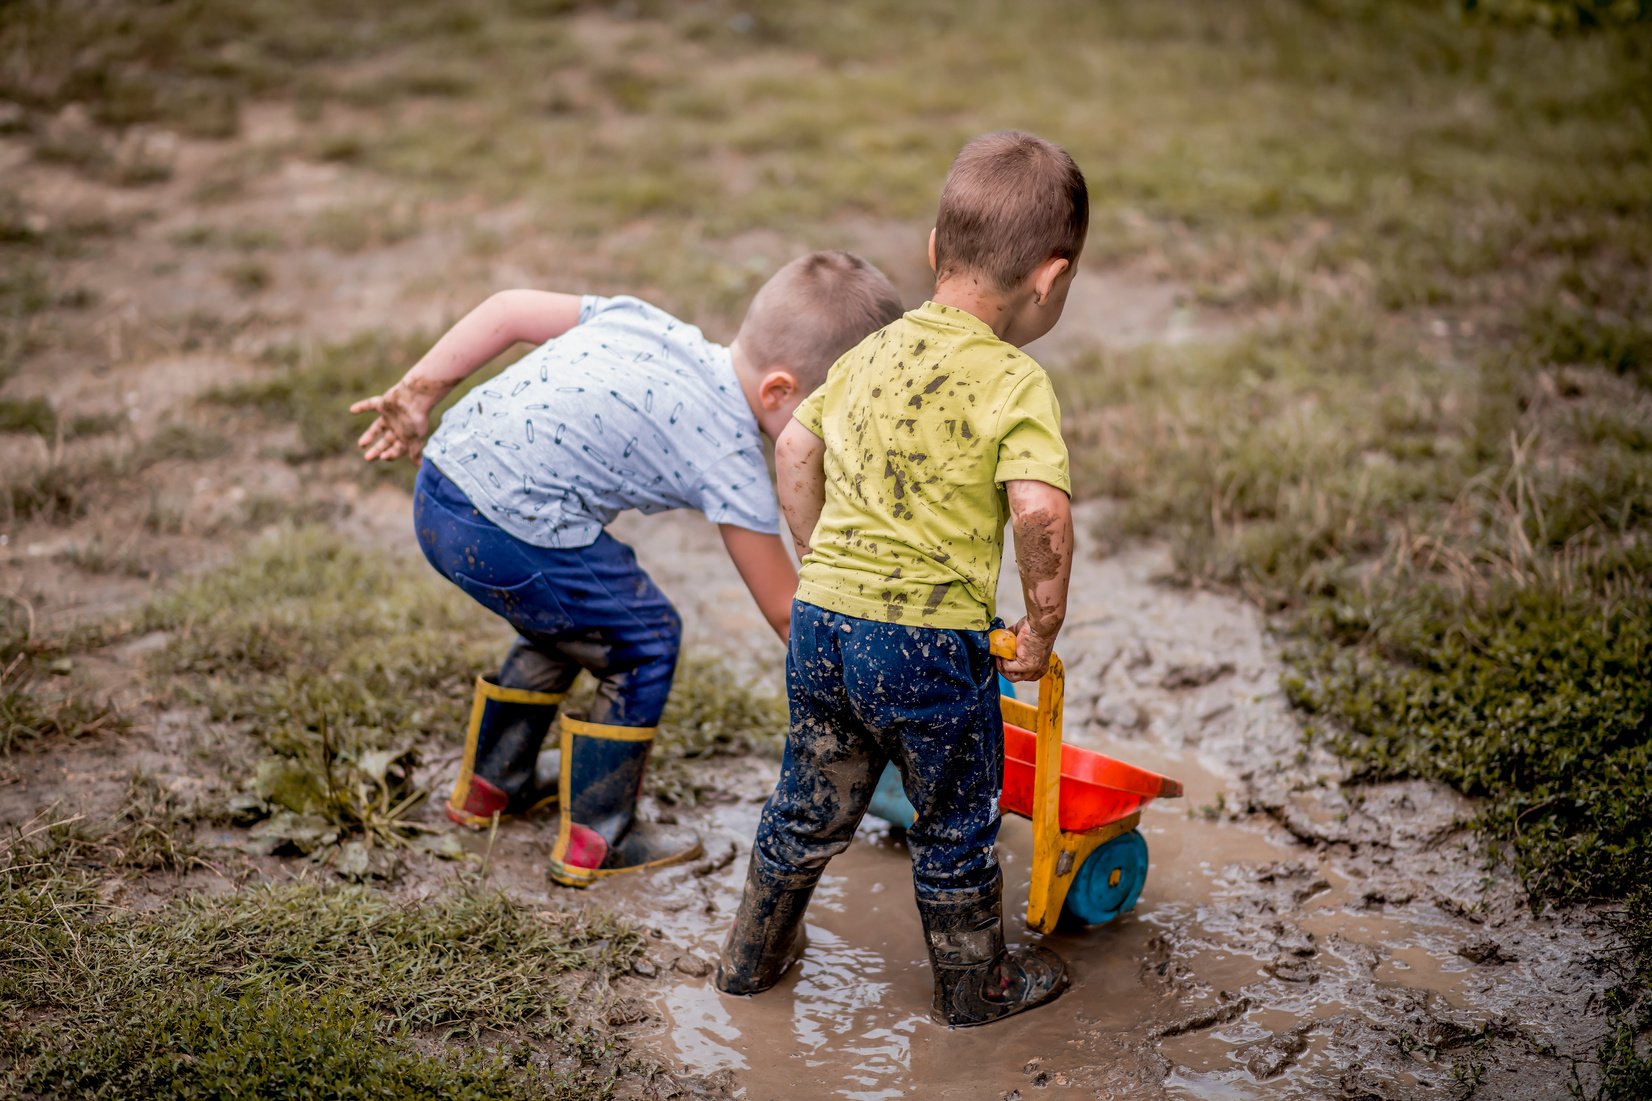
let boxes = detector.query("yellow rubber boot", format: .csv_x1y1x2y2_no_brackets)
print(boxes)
446,676,566,829
548,716,702,887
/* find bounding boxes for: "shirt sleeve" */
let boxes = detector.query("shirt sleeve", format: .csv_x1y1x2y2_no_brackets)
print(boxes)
578,294,610,324
794,388,826,439
695,447,782,534
994,371,1070,493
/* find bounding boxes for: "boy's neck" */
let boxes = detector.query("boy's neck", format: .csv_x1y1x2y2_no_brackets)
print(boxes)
930,275,1034,344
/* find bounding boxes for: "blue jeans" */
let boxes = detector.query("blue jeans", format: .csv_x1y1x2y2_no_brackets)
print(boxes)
413,461,680,727
754,601,1004,900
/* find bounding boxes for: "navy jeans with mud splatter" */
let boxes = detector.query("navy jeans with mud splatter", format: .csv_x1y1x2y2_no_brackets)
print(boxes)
413,460,680,726
754,601,1004,901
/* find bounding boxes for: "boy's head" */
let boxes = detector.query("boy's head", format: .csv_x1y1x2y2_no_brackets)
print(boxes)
930,131,1088,345
733,250,904,437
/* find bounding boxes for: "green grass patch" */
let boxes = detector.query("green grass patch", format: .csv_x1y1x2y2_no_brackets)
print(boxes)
1,604,130,757
0,657,126,756
1285,568,1650,905
0,398,124,441
0,456,99,526
206,330,438,475
1,822,646,1099
0,396,52,435
204,328,522,488
136,525,497,862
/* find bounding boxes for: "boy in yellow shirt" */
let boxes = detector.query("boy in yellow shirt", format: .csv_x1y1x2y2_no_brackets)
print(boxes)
715,132,1085,1026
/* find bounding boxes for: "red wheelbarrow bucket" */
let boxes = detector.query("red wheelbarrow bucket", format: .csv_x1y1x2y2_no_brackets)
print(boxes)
1000,722,1183,833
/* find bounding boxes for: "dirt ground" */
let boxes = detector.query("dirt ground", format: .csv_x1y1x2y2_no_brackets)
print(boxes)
0,99,1619,1100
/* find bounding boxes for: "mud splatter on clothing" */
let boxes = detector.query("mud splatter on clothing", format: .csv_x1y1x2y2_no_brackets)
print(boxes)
793,301,1068,630
753,602,1004,896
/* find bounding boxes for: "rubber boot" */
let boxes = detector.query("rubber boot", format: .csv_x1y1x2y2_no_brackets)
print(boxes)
446,676,566,829
917,870,1069,1027
714,849,817,995
547,716,702,887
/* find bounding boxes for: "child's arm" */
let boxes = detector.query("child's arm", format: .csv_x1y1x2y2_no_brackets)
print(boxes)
1000,479,1074,682
350,290,583,462
719,526,797,642
774,417,827,560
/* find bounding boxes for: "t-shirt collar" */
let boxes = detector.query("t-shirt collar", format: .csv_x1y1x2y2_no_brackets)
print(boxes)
915,300,997,338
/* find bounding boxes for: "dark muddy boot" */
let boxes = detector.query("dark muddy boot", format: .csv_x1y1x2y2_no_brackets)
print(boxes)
547,716,702,888
714,850,817,995
446,676,566,829
917,871,1069,1028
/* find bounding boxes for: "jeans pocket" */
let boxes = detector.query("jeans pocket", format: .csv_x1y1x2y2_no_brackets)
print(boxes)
451,569,576,637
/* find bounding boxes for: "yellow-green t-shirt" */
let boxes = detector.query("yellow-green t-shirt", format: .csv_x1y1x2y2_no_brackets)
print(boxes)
793,300,1070,630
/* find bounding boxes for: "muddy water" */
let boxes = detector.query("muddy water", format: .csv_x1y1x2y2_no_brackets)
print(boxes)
601,755,1288,1100
582,508,1610,1100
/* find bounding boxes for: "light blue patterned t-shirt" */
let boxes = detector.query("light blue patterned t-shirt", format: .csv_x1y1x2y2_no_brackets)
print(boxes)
427,295,778,549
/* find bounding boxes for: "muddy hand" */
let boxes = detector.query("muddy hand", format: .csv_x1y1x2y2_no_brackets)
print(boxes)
995,618,1053,682
349,383,432,463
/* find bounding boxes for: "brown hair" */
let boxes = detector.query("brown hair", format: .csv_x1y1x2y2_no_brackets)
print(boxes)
933,131,1088,292
736,251,904,390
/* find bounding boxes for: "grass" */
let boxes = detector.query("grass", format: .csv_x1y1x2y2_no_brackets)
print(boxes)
1,600,130,757
0,655,126,756
0,419,235,529
0,819,647,1099
133,525,496,861
205,328,529,490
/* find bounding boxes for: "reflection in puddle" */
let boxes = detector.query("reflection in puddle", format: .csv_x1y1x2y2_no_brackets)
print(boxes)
790,925,914,1095
1165,1066,1269,1100
661,982,748,1073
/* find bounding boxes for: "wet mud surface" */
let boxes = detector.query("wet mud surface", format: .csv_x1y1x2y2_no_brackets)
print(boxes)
540,505,1612,1101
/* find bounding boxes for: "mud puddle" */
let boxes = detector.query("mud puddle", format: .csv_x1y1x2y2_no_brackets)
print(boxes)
583,506,1610,1100
602,757,1292,1101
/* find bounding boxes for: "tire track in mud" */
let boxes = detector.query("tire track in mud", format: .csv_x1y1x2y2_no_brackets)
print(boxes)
595,504,1614,1101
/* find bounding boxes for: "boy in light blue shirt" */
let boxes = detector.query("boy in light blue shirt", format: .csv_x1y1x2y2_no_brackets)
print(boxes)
352,252,903,886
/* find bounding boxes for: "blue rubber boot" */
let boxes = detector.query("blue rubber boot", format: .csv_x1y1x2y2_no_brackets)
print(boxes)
547,716,702,888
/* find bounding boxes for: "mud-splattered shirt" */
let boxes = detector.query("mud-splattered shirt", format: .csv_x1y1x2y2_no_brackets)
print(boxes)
792,300,1069,630
427,295,778,549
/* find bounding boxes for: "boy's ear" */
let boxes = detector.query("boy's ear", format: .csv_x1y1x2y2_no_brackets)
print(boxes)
1031,255,1070,306
928,228,938,273
757,369,799,411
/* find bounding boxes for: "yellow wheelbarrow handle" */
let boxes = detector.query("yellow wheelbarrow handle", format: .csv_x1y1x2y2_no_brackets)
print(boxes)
988,628,1018,659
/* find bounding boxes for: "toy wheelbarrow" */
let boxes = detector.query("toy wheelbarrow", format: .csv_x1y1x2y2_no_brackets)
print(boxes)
866,629,1182,934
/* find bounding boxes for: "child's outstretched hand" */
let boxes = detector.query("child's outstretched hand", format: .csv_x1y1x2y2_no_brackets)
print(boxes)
349,380,440,463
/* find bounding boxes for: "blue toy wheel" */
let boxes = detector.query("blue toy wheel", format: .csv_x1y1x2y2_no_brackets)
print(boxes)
1060,829,1149,928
